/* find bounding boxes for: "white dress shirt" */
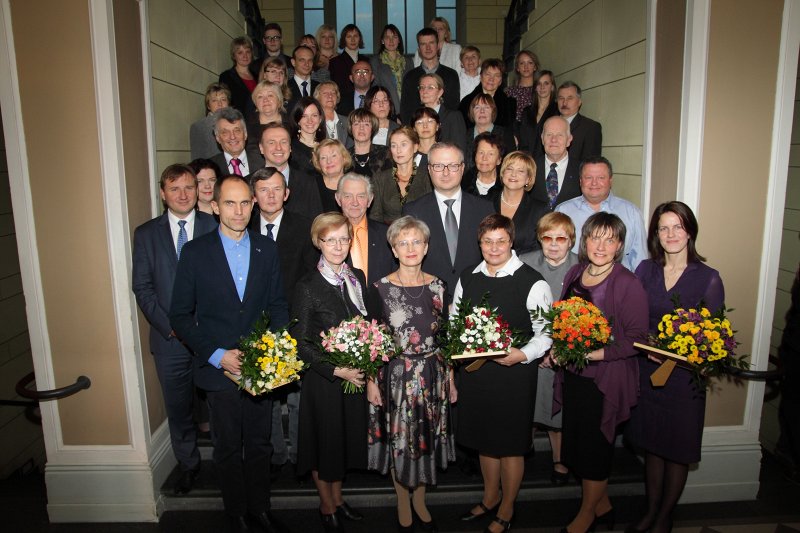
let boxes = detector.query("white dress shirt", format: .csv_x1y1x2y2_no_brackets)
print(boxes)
260,210,284,239
167,209,196,251
433,188,462,226
544,153,569,191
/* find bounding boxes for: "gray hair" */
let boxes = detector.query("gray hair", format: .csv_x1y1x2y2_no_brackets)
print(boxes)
558,80,582,99
213,107,246,134
428,142,464,164
386,216,431,245
336,172,373,198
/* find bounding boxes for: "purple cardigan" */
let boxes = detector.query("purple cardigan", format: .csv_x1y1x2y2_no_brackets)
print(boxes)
554,263,649,442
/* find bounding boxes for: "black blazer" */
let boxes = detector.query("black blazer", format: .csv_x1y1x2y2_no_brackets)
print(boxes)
437,107,467,154
132,211,217,356
492,191,549,254
345,218,397,286
287,78,320,115
284,166,324,219
518,100,558,157
531,154,582,209
248,210,318,312
169,229,289,392
461,165,502,200
328,52,369,96
464,125,516,171
218,67,257,118
567,113,602,163
458,85,518,130
211,149,265,177
402,192,494,303
400,64,461,124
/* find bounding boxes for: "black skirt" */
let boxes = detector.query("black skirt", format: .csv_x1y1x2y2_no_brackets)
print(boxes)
561,371,614,481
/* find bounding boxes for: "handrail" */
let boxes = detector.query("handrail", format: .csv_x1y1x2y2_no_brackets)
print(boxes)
15,372,91,401
725,355,783,381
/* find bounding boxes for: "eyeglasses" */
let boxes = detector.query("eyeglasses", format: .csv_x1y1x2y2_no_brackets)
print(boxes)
319,236,352,247
395,239,425,249
657,224,686,235
418,84,439,91
353,69,371,75
372,98,389,105
480,238,510,247
415,118,436,126
264,35,282,41
541,235,569,245
429,163,463,173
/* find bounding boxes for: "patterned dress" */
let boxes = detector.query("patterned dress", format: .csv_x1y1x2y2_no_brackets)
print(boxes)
367,277,455,488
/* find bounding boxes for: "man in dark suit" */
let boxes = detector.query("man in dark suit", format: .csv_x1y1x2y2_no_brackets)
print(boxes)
400,28,460,124
210,108,265,177
258,123,323,218
132,164,217,495
251,23,293,78
286,45,319,115
531,116,582,209
249,167,316,474
337,60,374,116
335,173,395,286
170,176,289,533
557,81,602,163
402,142,493,302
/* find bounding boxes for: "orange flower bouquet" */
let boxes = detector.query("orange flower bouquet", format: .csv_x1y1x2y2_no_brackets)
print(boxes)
533,296,612,369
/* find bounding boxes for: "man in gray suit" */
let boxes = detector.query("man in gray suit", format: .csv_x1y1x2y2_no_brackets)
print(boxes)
132,164,217,494
210,107,265,177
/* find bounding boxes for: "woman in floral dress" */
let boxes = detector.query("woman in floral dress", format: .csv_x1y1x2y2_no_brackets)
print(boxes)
367,216,456,532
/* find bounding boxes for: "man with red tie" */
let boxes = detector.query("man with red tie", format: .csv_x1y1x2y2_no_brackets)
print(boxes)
210,107,264,178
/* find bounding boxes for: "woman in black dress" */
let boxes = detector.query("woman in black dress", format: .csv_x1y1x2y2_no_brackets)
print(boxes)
293,212,369,532
452,214,553,533
290,96,326,177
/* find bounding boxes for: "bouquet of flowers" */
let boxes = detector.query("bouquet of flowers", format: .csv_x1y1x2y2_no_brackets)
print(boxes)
439,295,519,363
533,296,612,370
230,315,305,396
645,306,746,381
320,316,396,393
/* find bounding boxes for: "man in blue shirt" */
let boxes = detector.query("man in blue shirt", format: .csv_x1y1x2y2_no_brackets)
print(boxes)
170,175,289,533
555,156,647,271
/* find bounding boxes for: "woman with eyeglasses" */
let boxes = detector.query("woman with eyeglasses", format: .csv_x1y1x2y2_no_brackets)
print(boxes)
452,213,552,533
366,215,455,533
259,56,293,103
412,107,441,157
416,73,466,153
520,212,579,487
365,86,400,146
294,212,369,533
494,151,548,254
464,94,516,171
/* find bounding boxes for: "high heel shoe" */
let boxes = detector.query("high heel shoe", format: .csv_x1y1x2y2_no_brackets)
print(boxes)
411,508,438,533
594,508,615,531
320,511,344,532
459,501,499,521
397,520,414,533
551,461,571,485
484,515,512,533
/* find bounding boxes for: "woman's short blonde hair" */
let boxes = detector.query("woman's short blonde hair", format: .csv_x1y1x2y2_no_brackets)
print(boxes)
499,151,537,192
386,216,431,245
229,36,253,62
536,212,576,247
311,212,352,248
312,139,353,174
251,81,285,111
314,81,341,104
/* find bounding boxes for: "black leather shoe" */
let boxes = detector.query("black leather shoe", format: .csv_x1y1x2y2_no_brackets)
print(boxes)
228,515,252,533
594,508,615,531
320,511,345,532
174,468,199,495
484,515,512,533
418,517,437,532
336,501,363,521
397,520,414,532
250,511,289,533
460,501,499,521
551,462,570,485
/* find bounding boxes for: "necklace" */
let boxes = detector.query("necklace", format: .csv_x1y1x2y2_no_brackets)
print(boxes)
395,270,426,299
354,153,370,168
586,263,614,277
501,192,521,207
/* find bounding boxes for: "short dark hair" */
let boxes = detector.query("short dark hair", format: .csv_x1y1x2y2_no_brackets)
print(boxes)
159,164,196,190
363,86,396,121
213,107,246,134
213,174,253,202
647,201,706,265
579,155,613,178
263,23,282,36
292,44,314,59
289,96,326,143
578,212,626,264
339,24,364,49
472,132,504,161
478,213,515,245
347,108,378,137
187,158,221,179
417,27,438,43
480,58,505,74
259,121,291,143
249,167,285,189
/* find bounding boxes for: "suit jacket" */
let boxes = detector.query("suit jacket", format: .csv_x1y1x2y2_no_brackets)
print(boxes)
464,125,516,171
567,113,602,163
518,100,558,156
458,85,517,130
437,106,467,153
169,229,289,392
328,52,369,96
492,191,549,254
531,154,582,209
211,149,265,177
189,114,222,160
402,192,494,302
337,87,371,116
326,113,353,148
346,218,396,286
284,164,324,219
218,67,257,118
287,77,320,115
248,210,318,312
132,211,217,356
400,64,461,124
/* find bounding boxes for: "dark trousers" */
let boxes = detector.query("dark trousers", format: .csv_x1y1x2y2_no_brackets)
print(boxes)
207,389,273,516
153,350,201,472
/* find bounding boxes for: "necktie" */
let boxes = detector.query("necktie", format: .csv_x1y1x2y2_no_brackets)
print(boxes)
301,80,308,97
444,199,458,264
358,94,364,108
546,162,559,209
176,220,188,259
231,158,243,176
266,223,275,241
351,226,366,280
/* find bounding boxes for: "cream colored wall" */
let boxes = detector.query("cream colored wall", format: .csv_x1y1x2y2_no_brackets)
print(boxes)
465,0,510,60
149,0,244,175
521,0,646,205
260,0,295,47
0,113,44,477
763,61,800,451
698,0,783,426
10,0,129,445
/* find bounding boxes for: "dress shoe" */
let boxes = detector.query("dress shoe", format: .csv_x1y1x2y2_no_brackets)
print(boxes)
418,517,437,532
250,511,288,533
336,501,363,521
228,515,252,533
594,508,615,531
623,526,649,533
397,520,414,532
320,511,345,532
460,501,499,521
484,515,512,533
173,467,199,495
551,461,570,485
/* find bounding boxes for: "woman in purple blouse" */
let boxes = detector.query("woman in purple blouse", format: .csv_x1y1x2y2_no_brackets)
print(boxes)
626,201,724,533
555,213,649,533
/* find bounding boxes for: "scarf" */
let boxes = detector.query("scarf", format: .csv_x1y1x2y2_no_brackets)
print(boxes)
317,257,367,315
380,50,406,98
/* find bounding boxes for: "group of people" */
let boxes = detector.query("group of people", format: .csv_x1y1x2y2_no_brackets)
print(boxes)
131,17,727,533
